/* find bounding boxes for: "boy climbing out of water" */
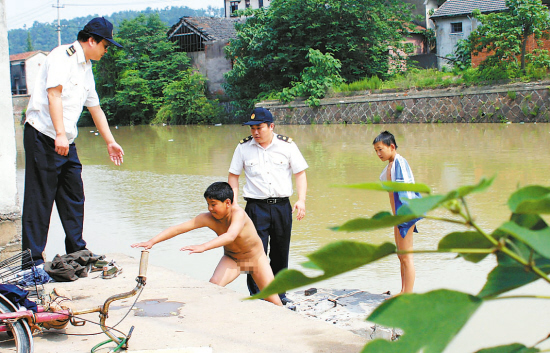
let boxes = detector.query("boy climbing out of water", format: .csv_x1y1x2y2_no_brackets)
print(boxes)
373,131,421,295
131,182,283,306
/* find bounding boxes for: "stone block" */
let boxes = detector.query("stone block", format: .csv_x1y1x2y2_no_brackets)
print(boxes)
0,218,20,247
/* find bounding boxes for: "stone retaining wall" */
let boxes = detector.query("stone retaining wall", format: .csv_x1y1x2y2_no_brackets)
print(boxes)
259,81,550,124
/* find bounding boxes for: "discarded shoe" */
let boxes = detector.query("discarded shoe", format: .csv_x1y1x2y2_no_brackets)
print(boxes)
90,260,109,273
100,261,123,279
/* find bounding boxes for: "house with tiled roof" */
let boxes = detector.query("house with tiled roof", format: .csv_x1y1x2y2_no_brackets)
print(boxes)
430,0,508,68
430,0,550,68
167,17,245,96
9,50,48,95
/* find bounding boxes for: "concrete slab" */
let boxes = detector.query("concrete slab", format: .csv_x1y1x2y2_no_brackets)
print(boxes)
286,289,401,341
32,253,368,353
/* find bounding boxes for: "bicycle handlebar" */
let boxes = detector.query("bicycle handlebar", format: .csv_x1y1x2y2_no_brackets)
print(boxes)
139,250,149,279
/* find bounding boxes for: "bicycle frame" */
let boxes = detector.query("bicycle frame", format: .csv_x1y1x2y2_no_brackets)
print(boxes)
0,250,149,351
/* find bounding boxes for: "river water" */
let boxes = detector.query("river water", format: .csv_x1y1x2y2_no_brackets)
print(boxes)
14,123,550,352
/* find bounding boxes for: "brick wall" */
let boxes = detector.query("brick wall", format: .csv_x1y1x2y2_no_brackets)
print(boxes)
472,34,550,67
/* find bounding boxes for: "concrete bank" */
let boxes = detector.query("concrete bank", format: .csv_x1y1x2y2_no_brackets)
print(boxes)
32,253,369,353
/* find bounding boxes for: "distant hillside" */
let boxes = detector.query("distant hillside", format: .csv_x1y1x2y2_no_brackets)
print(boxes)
8,6,223,55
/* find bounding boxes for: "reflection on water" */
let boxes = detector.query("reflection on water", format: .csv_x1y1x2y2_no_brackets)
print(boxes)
15,123,550,352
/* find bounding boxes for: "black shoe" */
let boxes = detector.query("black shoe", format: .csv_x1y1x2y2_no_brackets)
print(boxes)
281,297,293,305
86,250,105,260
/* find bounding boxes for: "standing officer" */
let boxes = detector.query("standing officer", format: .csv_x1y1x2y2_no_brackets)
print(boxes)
228,107,308,304
22,17,124,265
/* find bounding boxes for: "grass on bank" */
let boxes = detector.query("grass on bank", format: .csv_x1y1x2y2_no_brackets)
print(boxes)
333,69,461,92
332,66,550,94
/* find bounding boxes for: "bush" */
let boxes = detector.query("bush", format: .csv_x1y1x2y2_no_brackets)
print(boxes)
153,70,223,125
278,49,344,107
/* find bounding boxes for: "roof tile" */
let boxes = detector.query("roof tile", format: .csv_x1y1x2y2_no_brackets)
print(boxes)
9,50,48,62
168,16,246,41
431,0,507,19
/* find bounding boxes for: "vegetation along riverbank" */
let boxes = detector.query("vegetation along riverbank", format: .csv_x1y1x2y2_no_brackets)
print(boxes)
9,0,550,125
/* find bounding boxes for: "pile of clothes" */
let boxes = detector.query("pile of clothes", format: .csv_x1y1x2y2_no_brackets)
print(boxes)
43,250,105,282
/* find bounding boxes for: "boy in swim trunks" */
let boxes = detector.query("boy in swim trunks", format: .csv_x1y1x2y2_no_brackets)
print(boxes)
373,131,421,295
131,182,283,306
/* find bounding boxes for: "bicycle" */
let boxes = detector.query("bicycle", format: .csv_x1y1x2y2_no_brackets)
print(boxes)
0,250,149,353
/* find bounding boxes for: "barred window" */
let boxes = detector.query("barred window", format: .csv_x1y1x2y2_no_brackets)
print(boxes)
451,22,463,34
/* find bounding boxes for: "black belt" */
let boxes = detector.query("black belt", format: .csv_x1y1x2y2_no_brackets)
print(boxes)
245,197,289,204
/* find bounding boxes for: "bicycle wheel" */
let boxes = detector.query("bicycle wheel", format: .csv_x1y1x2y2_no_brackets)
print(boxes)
0,293,33,353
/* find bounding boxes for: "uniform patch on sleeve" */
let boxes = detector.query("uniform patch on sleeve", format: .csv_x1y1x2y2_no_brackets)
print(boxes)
66,45,76,56
277,134,293,143
240,135,253,144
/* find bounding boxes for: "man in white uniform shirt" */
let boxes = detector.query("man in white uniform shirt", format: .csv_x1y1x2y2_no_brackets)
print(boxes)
228,107,308,304
22,17,124,265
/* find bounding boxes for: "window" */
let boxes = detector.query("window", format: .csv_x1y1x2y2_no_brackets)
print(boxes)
245,0,250,8
451,22,463,34
230,1,239,16
259,0,263,7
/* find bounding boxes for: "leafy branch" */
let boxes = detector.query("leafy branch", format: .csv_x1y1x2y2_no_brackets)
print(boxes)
252,177,550,353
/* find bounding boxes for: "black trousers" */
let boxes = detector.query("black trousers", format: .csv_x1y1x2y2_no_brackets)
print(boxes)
22,124,87,265
244,199,292,297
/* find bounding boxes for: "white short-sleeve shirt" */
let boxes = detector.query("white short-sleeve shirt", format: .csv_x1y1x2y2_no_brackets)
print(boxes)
25,41,100,143
229,132,309,199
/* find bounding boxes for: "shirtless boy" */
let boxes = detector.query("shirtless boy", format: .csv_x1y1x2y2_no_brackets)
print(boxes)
131,182,283,306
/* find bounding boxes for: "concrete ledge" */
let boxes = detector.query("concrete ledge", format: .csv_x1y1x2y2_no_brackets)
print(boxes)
32,253,368,353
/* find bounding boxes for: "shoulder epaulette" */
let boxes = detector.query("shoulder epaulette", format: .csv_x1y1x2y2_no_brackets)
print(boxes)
240,135,253,144
66,45,76,56
277,134,293,143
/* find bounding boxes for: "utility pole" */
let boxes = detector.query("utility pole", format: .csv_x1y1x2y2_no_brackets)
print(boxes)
53,0,64,46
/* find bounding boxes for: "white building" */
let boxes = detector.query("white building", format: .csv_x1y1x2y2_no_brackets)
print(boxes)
430,0,507,69
224,0,271,17
9,50,48,95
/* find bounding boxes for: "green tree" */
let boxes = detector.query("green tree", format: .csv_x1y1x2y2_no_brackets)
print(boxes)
25,32,34,52
448,38,471,71
224,0,415,112
94,14,220,125
470,0,550,73
279,48,344,107
154,70,223,125
254,178,550,353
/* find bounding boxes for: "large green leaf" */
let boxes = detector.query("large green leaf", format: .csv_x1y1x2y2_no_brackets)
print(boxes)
498,221,550,259
479,213,550,298
362,290,483,353
397,195,446,216
510,213,549,231
478,248,550,298
335,181,431,194
508,186,550,214
332,211,418,232
447,176,496,199
252,241,396,299
475,343,540,353
438,231,495,263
